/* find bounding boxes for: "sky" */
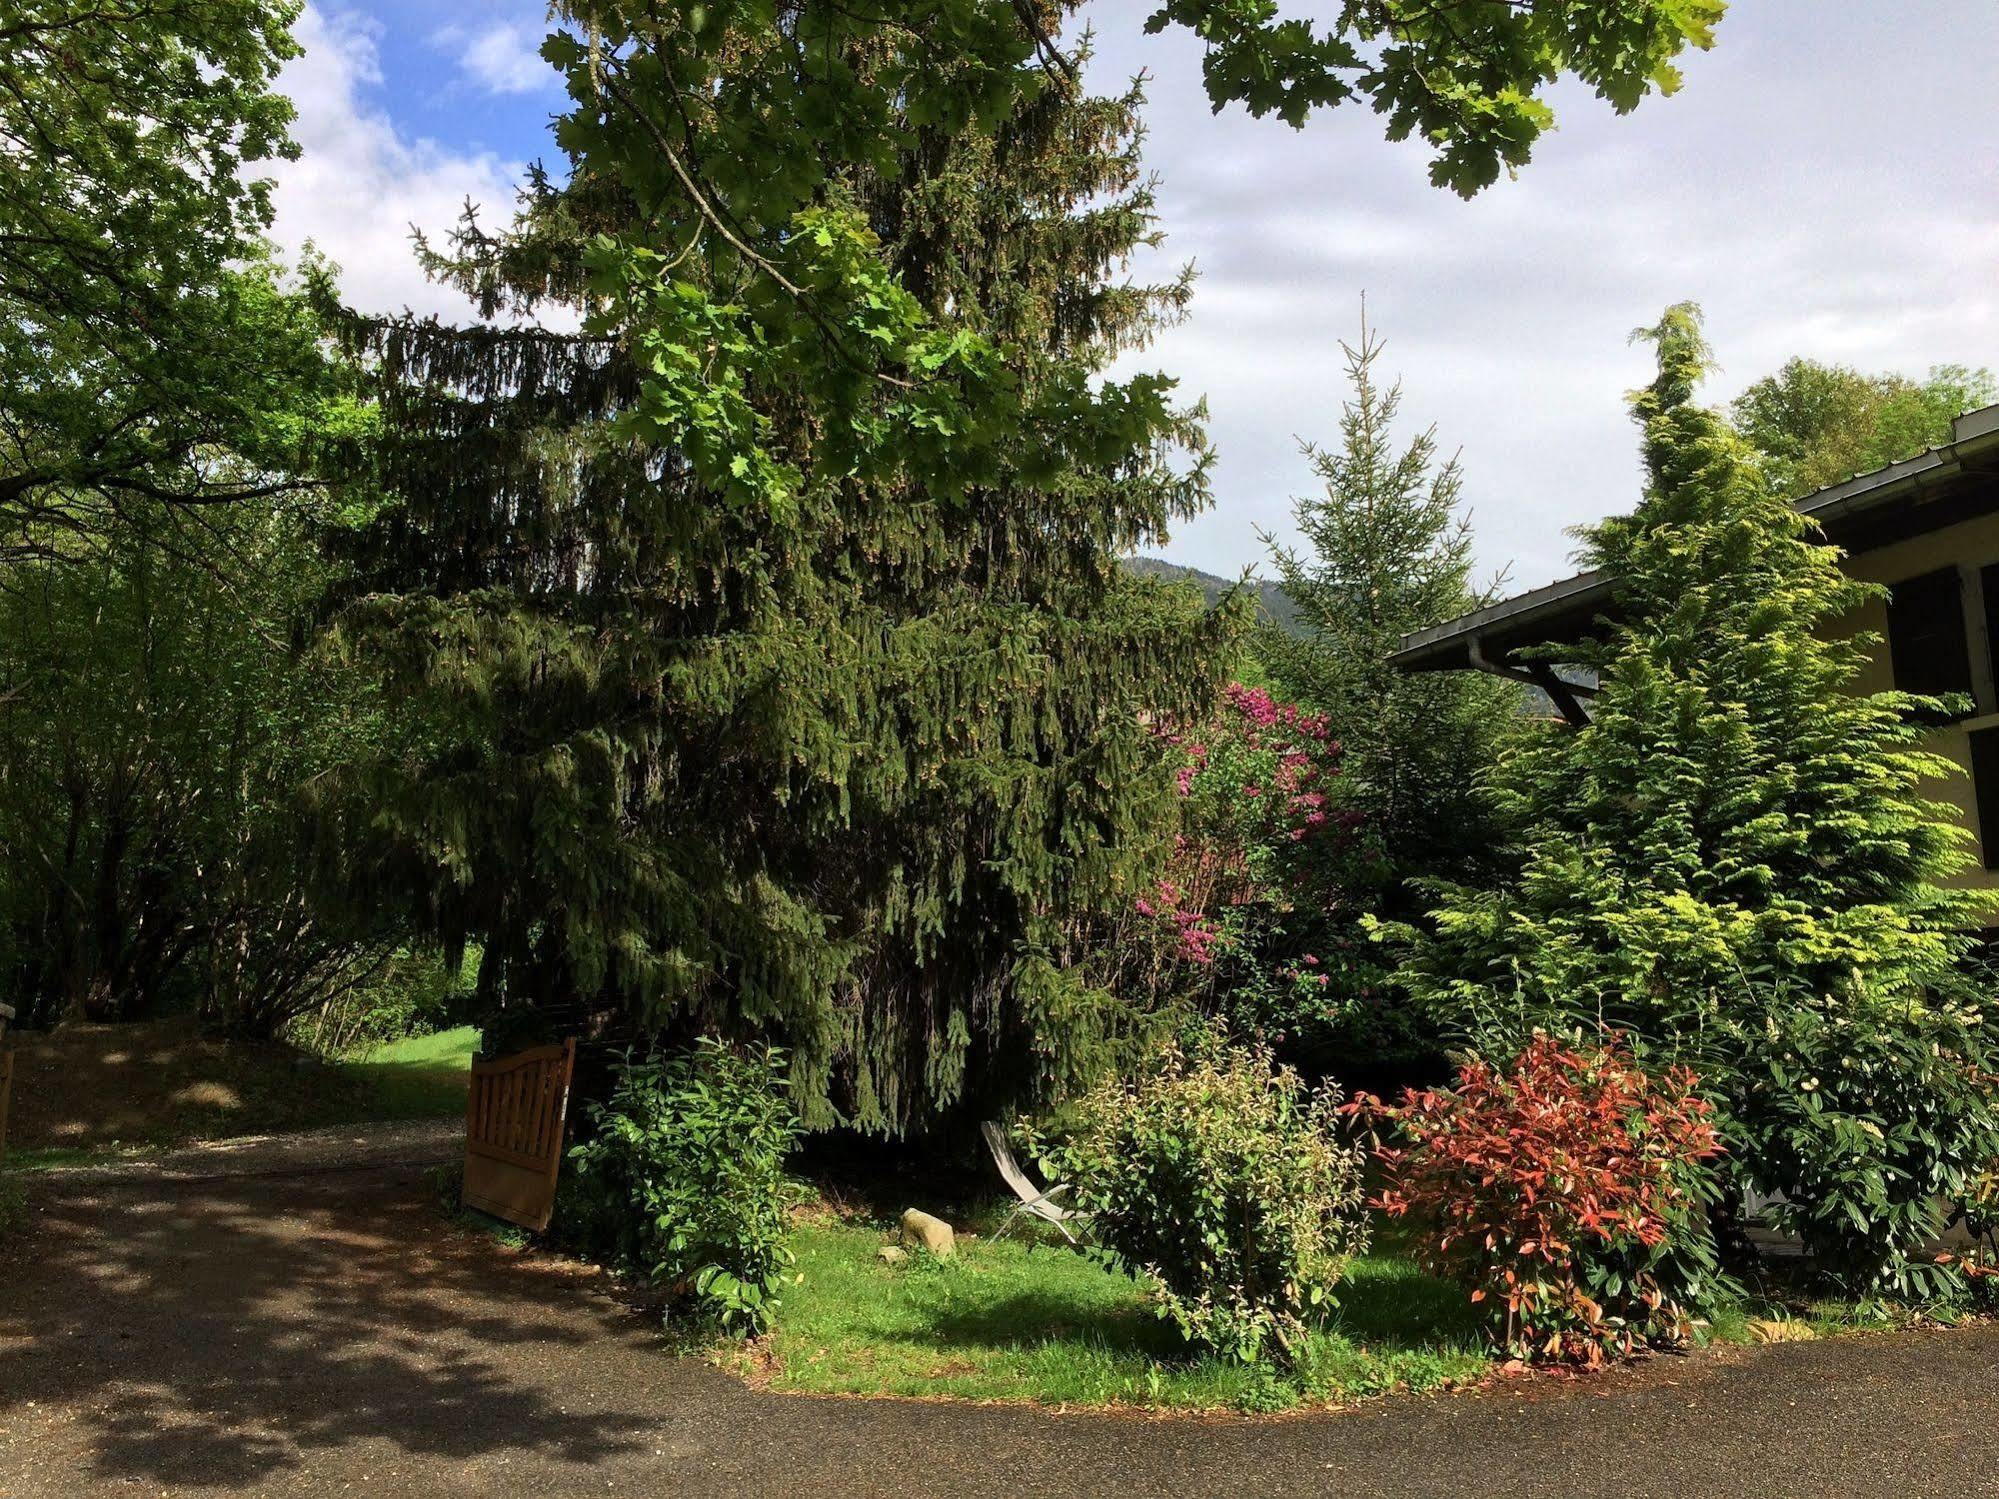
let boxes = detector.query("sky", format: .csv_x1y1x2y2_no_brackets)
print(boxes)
265,1,1999,592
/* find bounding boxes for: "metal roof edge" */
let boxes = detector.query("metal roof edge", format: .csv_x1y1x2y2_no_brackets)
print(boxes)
1957,404,1999,443
1391,401,1999,669
1389,567,1608,667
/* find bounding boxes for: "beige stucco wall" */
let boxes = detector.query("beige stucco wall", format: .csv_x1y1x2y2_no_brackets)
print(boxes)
1832,510,1999,919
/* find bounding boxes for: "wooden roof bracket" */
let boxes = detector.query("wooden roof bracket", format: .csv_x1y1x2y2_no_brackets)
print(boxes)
1469,639,1595,729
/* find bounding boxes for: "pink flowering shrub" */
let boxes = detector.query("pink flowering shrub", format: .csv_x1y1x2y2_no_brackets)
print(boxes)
1132,878,1223,965
1134,683,1389,1055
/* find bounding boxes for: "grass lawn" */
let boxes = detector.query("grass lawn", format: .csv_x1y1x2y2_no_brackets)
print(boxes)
717,1208,1950,1415
732,1216,1492,1413
338,1026,482,1119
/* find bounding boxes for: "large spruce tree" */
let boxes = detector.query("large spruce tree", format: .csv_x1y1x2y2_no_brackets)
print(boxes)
331,5,1234,1131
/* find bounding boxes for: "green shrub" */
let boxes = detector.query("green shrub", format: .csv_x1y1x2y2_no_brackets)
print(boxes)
287,945,478,1056
1943,1154,1999,1309
567,1039,800,1333
1031,1033,1369,1367
1730,992,1999,1300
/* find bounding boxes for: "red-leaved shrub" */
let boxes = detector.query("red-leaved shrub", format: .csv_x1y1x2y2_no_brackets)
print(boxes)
1354,1034,1726,1366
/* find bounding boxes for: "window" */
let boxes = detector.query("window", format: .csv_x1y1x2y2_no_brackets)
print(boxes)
1981,564,1999,703
1970,727,1999,870
1885,567,1973,719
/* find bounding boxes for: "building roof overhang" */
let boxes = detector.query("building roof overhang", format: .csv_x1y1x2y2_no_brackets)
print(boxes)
1392,403,1999,675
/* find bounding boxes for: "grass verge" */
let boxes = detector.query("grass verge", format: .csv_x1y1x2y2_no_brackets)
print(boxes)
716,1208,1979,1415
337,1026,482,1120
725,1215,1490,1413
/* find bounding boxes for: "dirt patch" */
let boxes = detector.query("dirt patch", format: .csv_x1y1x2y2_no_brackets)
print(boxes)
5,1016,373,1153
29,1117,463,1185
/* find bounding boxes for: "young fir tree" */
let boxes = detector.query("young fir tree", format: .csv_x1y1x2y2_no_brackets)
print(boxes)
1249,318,1512,1079
1263,315,1515,877
328,6,1235,1132
1404,304,1974,1038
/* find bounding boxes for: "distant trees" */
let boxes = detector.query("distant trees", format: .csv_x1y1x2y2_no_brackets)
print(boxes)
1733,357,1996,499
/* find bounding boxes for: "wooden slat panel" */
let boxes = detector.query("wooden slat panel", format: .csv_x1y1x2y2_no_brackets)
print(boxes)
462,1038,576,1233
519,1071,540,1160
532,1065,556,1157
467,1138,551,1172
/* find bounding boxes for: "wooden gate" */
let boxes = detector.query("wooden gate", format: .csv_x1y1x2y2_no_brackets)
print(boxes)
463,1038,576,1232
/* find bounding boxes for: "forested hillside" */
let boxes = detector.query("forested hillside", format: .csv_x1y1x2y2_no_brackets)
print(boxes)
1124,557,1304,634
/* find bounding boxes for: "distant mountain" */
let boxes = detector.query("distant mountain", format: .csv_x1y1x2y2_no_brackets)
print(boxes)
1123,556,1306,635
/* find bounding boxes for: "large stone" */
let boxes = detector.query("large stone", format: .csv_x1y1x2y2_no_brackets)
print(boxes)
900,1208,956,1258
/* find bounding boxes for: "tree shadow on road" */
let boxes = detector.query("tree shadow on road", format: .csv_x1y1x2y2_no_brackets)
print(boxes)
0,1165,672,1488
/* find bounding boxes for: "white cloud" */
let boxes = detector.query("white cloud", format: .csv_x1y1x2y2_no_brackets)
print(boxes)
260,0,1998,594
1078,0,1999,588
267,6,522,320
441,21,554,96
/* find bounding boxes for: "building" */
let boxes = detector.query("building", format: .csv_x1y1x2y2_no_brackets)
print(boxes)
1390,402,1999,906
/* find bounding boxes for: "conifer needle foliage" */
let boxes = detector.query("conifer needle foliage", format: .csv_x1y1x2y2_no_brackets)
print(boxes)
1404,304,1978,1032
1387,305,1999,1294
1396,307,1993,1285
1266,316,1516,868
1260,317,1517,1072
329,4,1237,1132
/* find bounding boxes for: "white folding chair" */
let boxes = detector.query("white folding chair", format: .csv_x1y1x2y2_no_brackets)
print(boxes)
981,1120,1085,1246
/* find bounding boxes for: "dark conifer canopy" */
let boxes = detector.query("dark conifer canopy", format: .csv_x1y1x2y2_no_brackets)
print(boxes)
330,3,1237,1131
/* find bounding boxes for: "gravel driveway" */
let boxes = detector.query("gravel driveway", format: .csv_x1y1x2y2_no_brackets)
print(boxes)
3,1144,1997,1498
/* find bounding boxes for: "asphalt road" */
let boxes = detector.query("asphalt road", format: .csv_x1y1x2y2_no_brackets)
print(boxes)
4,1154,1998,1498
